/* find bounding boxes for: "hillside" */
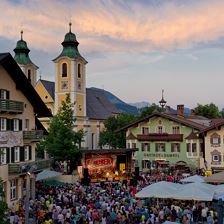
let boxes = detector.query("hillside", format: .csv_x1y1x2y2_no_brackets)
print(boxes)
129,101,150,109
89,87,138,114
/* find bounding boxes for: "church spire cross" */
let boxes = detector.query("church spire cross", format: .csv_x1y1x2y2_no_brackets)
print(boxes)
21,30,23,40
69,22,72,32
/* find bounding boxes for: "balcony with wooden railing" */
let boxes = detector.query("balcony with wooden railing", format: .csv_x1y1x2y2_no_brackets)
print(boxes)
0,99,24,113
137,133,183,142
8,159,51,175
23,130,44,142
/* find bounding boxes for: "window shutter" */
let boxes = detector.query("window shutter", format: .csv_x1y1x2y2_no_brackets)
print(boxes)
6,148,10,163
11,147,15,163
141,143,144,151
20,147,24,162
7,119,11,131
10,119,13,131
19,120,22,131
6,90,10,100
142,160,144,169
219,155,222,162
29,146,32,160
148,143,150,151
0,118,1,131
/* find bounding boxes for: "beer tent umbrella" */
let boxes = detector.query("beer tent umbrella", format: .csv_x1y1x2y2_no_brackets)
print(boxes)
173,182,216,201
213,184,224,200
36,170,62,181
180,175,205,183
205,171,224,183
215,184,224,194
135,181,181,199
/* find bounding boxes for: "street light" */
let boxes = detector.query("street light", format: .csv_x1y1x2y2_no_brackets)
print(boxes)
25,165,37,224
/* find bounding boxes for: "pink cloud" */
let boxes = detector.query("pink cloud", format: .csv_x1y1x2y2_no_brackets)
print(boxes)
0,0,224,53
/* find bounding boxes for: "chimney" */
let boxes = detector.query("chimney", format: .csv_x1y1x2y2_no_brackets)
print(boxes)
177,104,184,116
191,109,195,115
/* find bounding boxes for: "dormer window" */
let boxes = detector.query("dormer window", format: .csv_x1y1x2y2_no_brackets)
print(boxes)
172,126,180,134
157,126,163,134
62,63,67,77
0,89,9,99
27,69,31,82
142,127,149,134
210,133,221,146
78,64,81,78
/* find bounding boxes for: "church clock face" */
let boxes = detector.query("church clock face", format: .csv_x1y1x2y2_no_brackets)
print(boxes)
61,80,69,90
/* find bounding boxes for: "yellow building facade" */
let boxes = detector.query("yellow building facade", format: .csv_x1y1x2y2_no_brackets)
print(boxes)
35,24,119,149
0,53,51,206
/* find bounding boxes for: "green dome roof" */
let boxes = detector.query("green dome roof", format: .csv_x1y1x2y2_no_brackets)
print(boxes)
53,23,86,62
64,31,77,42
15,39,29,50
13,31,38,68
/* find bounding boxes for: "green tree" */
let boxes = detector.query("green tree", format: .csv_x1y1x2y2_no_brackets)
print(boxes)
0,177,7,223
37,94,83,174
139,103,162,119
99,113,136,149
194,103,221,119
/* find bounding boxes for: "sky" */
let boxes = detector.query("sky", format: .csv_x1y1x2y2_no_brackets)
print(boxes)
1,0,224,109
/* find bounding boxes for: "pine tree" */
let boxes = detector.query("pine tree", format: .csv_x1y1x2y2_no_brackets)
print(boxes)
37,94,83,173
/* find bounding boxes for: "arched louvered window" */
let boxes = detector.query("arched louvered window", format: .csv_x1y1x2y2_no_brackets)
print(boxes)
62,63,67,77
78,64,81,78
27,69,31,82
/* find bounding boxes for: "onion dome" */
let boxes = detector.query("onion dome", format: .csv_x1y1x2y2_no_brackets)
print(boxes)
53,23,86,62
14,30,38,68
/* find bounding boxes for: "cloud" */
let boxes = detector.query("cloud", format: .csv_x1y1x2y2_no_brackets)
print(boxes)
1,0,224,54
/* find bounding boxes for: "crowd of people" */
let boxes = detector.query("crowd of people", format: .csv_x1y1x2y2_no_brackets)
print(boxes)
7,170,220,224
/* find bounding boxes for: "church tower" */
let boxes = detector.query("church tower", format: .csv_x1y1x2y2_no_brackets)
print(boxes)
14,30,38,87
53,23,88,118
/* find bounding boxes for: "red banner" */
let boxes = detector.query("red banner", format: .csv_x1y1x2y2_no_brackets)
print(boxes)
85,154,116,174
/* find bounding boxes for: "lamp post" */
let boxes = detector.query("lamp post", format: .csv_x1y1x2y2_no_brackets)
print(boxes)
25,165,37,224
24,172,31,224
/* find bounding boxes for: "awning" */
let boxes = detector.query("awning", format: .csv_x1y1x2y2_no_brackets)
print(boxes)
205,171,224,183
36,170,62,181
135,181,181,199
180,175,205,183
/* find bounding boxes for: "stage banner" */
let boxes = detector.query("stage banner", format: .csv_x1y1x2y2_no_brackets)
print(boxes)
0,131,23,147
85,154,116,174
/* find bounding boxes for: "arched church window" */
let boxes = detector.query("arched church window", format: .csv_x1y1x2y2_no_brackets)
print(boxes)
78,64,81,78
62,63,67,77
27,69,31,82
